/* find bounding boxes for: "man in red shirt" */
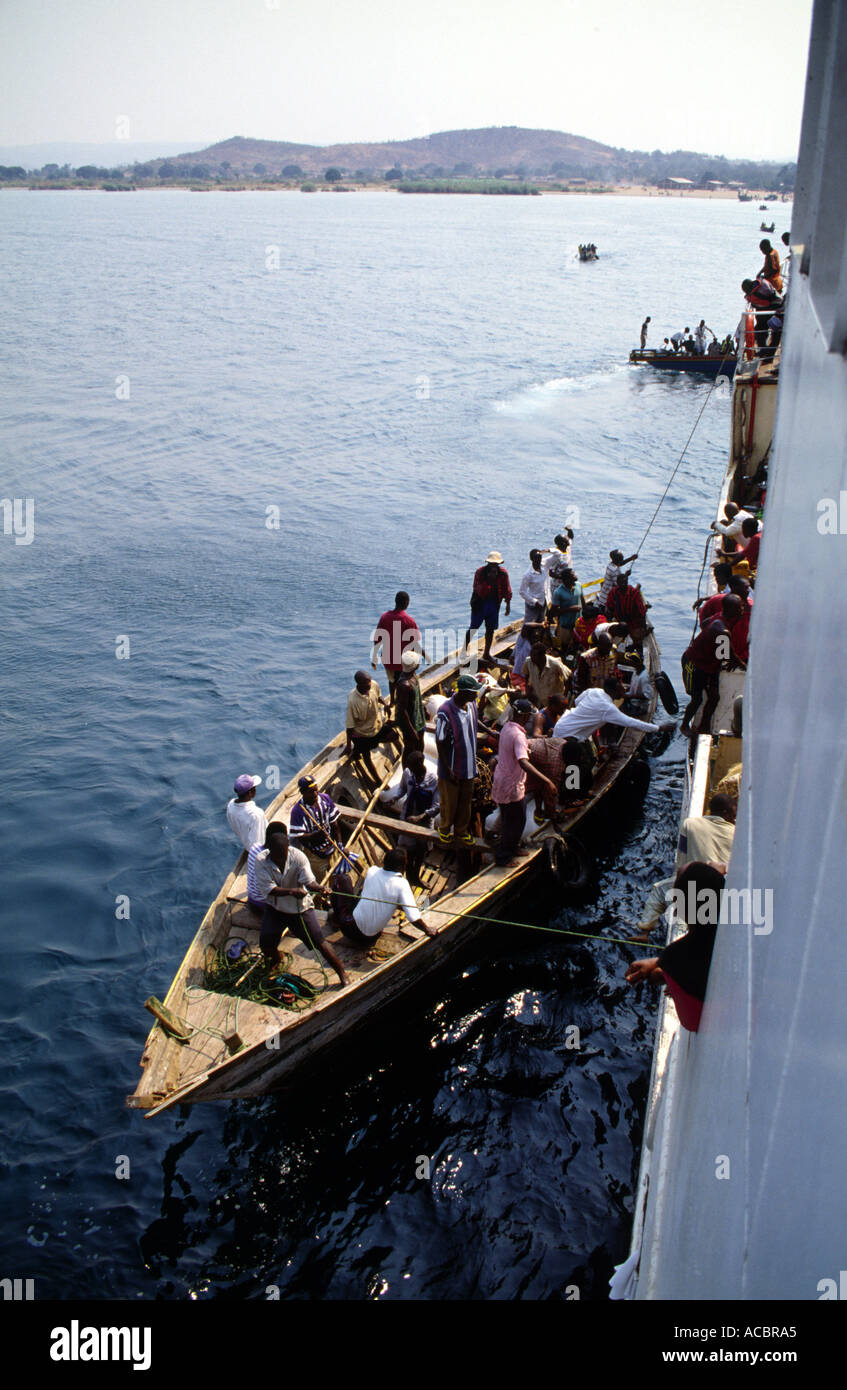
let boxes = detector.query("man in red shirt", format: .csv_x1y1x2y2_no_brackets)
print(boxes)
680,616,728,739
721,518,761,575
465,551,512,663
372,591,422,699
722,592,750,666
604,572,649,650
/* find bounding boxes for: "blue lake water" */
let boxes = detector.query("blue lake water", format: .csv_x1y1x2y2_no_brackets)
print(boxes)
0,188,783,1300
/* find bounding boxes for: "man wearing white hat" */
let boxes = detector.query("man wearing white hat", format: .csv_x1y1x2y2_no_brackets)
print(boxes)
226,774,268,852
465,551,512,664
394,647,426,766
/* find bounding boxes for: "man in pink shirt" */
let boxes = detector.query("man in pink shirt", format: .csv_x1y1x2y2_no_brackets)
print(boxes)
492,698,557,866
371,591,422,699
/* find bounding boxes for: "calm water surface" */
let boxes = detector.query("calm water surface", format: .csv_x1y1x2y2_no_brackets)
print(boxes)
0,189,782,1299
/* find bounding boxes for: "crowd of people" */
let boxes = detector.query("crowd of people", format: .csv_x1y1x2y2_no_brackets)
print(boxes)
640,229,790,364
223,536,678,981
624,453,766,1031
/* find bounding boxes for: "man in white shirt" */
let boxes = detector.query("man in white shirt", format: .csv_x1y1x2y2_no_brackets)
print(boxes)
332,849,436,946
226,774,268,852
711,503,756,543
679,794,736,868
553,678,674,742
541,532,574,605
519,549,548,621
253,828,348,985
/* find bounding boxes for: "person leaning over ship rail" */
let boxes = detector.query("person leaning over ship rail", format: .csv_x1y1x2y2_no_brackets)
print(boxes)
625,863,725,1032
330,848,437,945
464,551,512,664
252,826,349,987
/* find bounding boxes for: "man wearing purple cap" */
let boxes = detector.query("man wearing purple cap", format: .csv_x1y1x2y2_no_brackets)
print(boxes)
226,774,268,852
289,776,342,860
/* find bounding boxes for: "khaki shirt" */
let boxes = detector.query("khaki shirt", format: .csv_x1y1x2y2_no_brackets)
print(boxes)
523,654,570,706
346,683,383,737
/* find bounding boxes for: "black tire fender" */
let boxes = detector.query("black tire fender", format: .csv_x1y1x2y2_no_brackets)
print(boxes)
655,670,679,715
544,834,592,890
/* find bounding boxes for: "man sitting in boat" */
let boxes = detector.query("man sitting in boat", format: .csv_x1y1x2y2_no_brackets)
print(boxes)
226,773,267,852
288,776,343,862
345,670,398,784
621,652,653,717
251,826,349,987
670,329,687,354
511,621,547,686
573,631,619,697
531,691,568,736
381,750,439,886
522,642,571,706
331,848,437,945
553,677,673,745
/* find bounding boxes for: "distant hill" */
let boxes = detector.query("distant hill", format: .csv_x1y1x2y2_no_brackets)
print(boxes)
8,127,795,189
127,128,794,188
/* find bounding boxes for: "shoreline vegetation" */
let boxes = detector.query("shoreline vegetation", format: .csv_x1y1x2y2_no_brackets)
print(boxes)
4,177,792,199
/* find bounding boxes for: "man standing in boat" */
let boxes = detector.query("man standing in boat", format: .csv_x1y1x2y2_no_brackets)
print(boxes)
640,316,651,350
393,648,426,766
465,551,511,664
492,698,558,866
436,673,485,847
226,774,267,852
345,670,398,784
371,590,422,701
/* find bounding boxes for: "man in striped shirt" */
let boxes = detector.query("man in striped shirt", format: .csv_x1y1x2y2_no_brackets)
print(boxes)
435,675,484,846
288,776,341,859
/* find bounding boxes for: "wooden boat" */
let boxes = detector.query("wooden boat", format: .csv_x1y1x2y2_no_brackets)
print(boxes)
760,221,775,232
128,623,662,1115
577,246,599,262
629,348,737,379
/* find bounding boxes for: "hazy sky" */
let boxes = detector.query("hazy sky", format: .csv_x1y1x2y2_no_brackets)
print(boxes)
0,0,813,160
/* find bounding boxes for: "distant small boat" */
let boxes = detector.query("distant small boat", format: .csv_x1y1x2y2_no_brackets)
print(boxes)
577,245,599,262
759,204,768,210
738,192,753,202
760,221,775,232
629,348,737,379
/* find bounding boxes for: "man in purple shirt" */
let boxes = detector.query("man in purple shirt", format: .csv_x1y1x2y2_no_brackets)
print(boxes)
435,675,484,846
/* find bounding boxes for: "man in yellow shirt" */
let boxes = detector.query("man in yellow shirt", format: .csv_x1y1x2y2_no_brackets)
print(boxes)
345,670,398,783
